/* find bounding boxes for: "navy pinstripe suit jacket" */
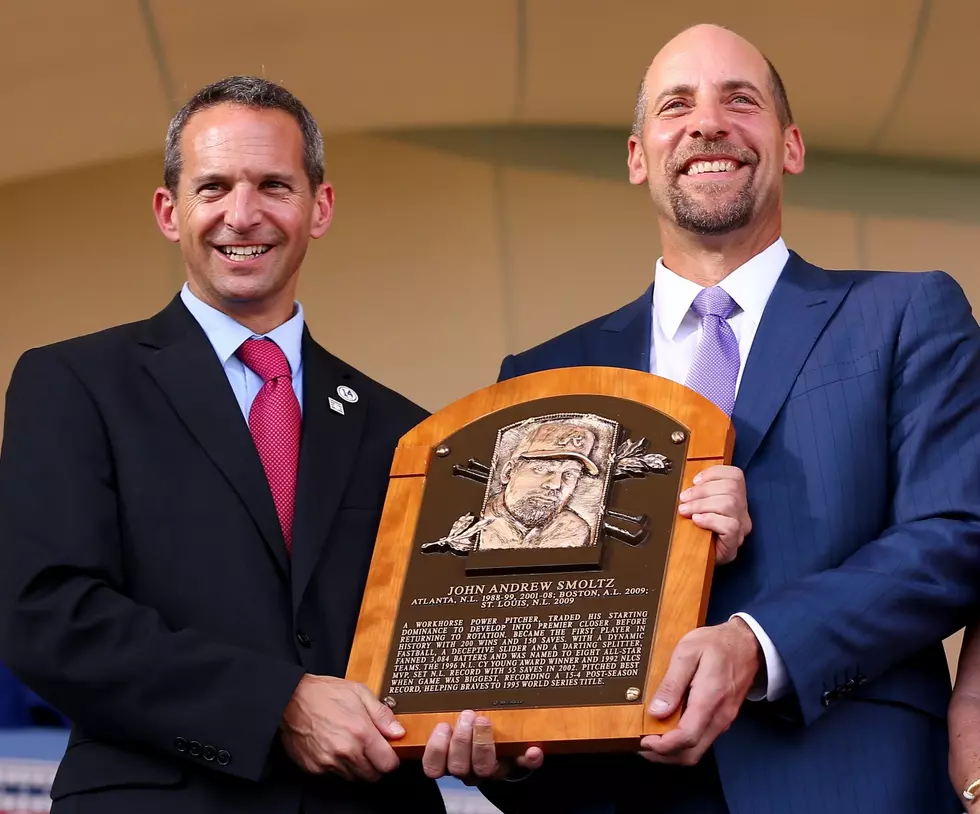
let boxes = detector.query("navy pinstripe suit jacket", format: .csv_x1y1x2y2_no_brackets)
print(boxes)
490,251,980,814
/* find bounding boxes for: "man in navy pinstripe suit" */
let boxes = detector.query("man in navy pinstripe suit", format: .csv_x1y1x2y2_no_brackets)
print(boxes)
426,22,980,814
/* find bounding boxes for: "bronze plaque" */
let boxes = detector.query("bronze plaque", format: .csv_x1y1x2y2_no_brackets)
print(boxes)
381,395,688,714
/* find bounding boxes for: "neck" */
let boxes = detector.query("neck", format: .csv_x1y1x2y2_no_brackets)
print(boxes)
188,281,296,335
225,304,295,336
659,220,782,285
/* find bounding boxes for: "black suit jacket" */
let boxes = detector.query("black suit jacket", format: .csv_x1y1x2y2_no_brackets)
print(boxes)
0,296,444,814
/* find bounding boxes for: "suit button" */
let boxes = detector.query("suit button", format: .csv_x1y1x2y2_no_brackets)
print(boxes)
203,745,216,762
217,750,231,766
174,737,188,753
296,631,311,648
189,740,202,757
821,690,837,707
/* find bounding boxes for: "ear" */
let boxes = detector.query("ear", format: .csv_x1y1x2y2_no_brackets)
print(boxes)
309,182,334,239
152,187,181,243
627,135,648,186
500,460,514,485
782,124,805,176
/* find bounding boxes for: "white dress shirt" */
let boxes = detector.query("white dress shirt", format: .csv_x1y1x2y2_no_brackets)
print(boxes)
650,237,789,701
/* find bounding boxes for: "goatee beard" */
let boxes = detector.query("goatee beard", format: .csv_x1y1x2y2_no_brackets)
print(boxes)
508,494,560,528
668,175,756,236
664,140,758,235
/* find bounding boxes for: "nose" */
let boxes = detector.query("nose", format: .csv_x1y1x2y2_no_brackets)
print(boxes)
541,471,563,491
225,183,262,233
687,99,730,141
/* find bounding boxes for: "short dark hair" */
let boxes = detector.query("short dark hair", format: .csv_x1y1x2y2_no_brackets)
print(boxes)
163,75,324,194
764,56,794,130
631,55,794,137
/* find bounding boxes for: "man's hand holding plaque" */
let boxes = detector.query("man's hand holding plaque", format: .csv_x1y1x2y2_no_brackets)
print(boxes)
280,677,545,785
678,464,752,565
421,711,545,783
280,675,406,781
639,616,762,765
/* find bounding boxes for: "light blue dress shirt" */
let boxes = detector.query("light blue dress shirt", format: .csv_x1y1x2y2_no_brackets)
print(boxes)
179,283,305,420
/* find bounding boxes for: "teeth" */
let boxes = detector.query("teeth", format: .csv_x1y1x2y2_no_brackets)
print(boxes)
219,245,271,259
686,160,738,176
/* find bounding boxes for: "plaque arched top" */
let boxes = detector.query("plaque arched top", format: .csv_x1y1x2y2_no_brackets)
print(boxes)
393,367,734,477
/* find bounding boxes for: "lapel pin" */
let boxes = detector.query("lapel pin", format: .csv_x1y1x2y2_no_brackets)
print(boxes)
337,385,358,403
328,397,345,415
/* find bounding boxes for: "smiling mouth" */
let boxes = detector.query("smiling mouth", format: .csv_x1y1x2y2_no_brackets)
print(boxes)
685,159,742,176
215,245,272,261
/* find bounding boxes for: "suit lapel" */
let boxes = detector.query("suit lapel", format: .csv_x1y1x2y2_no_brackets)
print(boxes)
138,298,290,581
731,253,852,470
290,331,366,613
590,283,653,371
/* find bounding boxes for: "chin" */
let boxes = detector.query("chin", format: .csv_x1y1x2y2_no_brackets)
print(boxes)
689,182,749,200
212,279,281,306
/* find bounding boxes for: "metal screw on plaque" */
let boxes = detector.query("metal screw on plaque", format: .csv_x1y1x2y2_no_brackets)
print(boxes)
670,431,686,444
435,444,451,457
625,687,641,702
383,696,397,709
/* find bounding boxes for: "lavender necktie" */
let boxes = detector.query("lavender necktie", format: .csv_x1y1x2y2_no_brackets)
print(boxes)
685,287,740,416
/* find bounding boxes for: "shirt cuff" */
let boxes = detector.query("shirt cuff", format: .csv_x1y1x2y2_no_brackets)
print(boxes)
731,612,788,701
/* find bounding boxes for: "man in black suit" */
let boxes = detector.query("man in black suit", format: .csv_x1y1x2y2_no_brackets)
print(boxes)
0,76,446,813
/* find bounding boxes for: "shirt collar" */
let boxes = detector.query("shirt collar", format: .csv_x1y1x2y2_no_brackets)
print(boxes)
179,283,305,375
653,237,789,340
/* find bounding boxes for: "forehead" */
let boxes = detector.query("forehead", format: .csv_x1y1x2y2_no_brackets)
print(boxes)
179,104,305,174
648,31,771,98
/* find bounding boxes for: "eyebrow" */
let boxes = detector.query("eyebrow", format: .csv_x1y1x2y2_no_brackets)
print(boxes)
653,79,766,109
189,173,227,187
189,171,298,187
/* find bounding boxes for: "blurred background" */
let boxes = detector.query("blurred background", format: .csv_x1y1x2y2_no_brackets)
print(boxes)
0,0,977,810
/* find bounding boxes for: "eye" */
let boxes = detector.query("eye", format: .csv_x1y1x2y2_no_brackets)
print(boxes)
730,94,755,105
661,99,688,113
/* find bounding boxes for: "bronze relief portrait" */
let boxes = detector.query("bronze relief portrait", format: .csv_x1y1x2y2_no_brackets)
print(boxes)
477,415,618,550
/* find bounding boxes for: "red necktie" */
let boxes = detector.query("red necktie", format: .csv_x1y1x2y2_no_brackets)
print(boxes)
236,338,301,552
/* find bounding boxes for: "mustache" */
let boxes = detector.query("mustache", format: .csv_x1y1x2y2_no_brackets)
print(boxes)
668,141,758,175
520,492,560,504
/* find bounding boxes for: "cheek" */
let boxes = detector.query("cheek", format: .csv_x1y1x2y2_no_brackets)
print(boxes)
510,474,535,493
271,199,313,237
181,203,220,243
641,137,680,187
648,125,683,157
734,123,775,162
758,146,786,180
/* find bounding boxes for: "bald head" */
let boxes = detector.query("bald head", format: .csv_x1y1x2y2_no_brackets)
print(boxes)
625,22,806,246
632,24,793,137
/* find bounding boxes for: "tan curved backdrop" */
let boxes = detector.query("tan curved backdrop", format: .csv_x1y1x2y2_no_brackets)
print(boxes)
0,0,976,674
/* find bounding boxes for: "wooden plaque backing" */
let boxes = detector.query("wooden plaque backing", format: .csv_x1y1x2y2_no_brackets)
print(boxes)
346,367,734,757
